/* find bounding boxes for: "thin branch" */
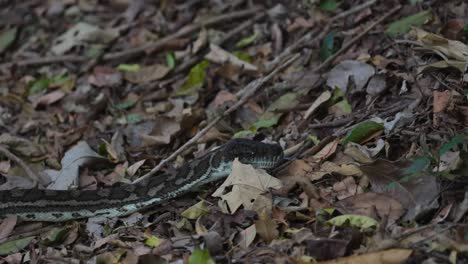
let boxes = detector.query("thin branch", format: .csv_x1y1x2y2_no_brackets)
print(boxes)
314,5,402,73
102,7,263,61
265,0,378,72
133,53,301,184
0,145,40,186
330,0,377,21
175,11,266,75
0,55,86,70
0,7,263,70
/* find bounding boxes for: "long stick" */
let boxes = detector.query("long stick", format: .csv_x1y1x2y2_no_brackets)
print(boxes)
133,53,300,184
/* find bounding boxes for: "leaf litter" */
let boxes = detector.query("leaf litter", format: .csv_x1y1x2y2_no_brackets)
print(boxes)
0,1,467,263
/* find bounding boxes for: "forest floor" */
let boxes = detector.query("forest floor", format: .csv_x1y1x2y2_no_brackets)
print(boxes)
0,0,467,263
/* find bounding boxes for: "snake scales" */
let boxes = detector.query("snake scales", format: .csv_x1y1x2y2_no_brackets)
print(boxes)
0,139,283,222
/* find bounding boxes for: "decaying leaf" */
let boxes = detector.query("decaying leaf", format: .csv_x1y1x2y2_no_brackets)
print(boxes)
333,176,358,200
360,159,440,221
205,44,258,71
45,141,106,190
386,10,432,37
342,121,384,145
327,214,379,231
237,224,257,249
335,192,405,226
51,22,118,55
212,159,282,214
124,64,170,83
313,249,412,264
326,60,375,93
181,201,209,220
255,210,279,243
0,236,34,256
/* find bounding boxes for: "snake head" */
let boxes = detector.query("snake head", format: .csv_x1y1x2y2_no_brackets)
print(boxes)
221,139,283,169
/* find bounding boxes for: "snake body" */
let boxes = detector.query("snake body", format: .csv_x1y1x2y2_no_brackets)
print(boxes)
0,139,283,222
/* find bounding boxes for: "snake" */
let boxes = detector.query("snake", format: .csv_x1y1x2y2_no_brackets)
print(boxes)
0,139,283,222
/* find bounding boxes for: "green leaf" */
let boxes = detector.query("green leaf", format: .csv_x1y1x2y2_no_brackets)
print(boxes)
386,10,432,38
248,92,299,132
233,51,253,63
342,121,384,145
330,87,344,103
28,78,52,95
332,99,352,113
41,227,70,246
27,73,70,95
181,201,209,219
408,0,423,4
0,236,34,256
233,130,255,138
327,214,378,230
175,60,210,96
268,92,298,111
0,27,18,53
51,72,69,85
145,234,163,248
85,44,105,58
126,113,141,124
235,33,259,48
404,156,431,175
250,115,280,131
115,99,137,110
188,248,215,264
117,64,140,72
439,135,466,155
319,0,339,12
166,52,176,69
320,31,335,61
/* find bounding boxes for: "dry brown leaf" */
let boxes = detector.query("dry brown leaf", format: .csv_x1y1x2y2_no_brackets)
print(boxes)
0,215,17,242
192,28,208,54
140,117,181,146
433,90,451,113
308,161,341,181
255,210,279,243
360,159,440,221
126,159,146,177
312,139,339,161
280,159,313,178
124,64,170,84
287,17,314,32
33,91,65,108
89,66,122,87
212,159,282,214
335,192,405,226
311,249,412,264
303,90,331,120
237,224,256,249
333,176,358,200
0,160,11,174
205,43,258,71
412,28,468,61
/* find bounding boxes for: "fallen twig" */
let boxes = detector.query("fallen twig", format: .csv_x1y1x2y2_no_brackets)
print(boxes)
0,7,263,70
266,0,378,72
314,5,402,73
331,0,377,21
102,7,263,62
0,145,40,186
133,53,301,184
272,135,337,174
0,55,86,70
175,11,266,75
